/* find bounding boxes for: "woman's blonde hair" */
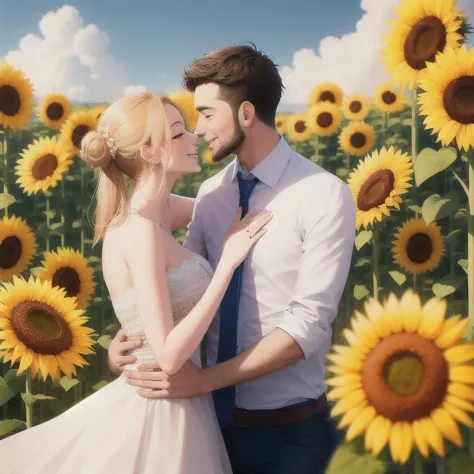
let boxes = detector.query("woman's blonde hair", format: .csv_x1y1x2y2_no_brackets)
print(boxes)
80,92,183,247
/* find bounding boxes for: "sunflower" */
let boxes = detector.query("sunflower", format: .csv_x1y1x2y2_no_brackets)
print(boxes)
380,0,464,90
347,146,413,230
90,105,107,122
0,216,37,282
15,136,73,195
0,275,96,382
418,45,474,152
339,121,376,156
326,289,474,463
38,93,71,130
168,89,199,132
343,94,371,121
393,217,445,275
275,114,288,134
287,113,312,142
202,148,214,165
308,82,343,107
307,102,342,136
37,247,96,310
374,83,406,113
59,109,98,154
0,62,34,131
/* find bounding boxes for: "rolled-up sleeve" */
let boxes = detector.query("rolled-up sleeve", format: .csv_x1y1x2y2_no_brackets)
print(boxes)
276,179,356,359
183,186,208,259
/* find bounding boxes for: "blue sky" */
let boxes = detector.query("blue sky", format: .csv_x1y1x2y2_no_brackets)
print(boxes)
0,1,472,112
0,0,362,88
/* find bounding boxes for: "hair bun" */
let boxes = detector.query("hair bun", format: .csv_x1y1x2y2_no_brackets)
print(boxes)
80,130,113,169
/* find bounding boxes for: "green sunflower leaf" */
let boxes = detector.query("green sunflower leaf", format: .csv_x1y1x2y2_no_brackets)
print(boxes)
445,229,462,244
0,419,26,436
325,438,389,474
0,192,16,210
354,257,371,267
21,393,57,406
458,259,468,274
92,380,109,391
354,285,369,300
414,147,457,186
422,191,461,224
60,376,80,392
432,275,465,298
97,335,112,349
389,270,406,286
355,230,372,251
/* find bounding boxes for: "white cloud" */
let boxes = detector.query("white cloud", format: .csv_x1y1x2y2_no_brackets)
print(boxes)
3,5,144,103
122,84,148,96
279,0,404,107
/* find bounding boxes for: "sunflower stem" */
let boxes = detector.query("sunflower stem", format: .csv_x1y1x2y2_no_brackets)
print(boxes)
60,179,65,247
25,369,33,429
411,89,418,161
413,451,426,474
372,224,380,300
466,148,474,342
45,195,50,252
2,127,9,218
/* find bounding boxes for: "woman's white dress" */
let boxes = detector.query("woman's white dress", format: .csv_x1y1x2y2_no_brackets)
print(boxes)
0,253,233,473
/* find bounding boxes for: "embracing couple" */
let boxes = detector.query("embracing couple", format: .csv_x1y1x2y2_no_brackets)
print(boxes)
0,44,356,473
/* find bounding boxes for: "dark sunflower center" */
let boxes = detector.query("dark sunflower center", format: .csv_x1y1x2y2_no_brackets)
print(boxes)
404,16,447,70
10,301,73,354
385,354,424,395
46,102,64,121
72,125,91,148
362,332,448,422
443,76,474,125
406,232,433,264
319,91,336,103
0,236,22,269
31,153,58,181
294,120,306,133
357,169,395,211
0,85,21,116
317,112,333,128
349,101,362,113
350,132,367,149
382,91,396,105
52,266,81,297
276,120,283,127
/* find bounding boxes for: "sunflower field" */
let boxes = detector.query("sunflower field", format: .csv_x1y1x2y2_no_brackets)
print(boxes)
0,1,474,473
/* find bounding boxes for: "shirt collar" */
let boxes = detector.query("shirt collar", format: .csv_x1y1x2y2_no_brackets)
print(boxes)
230,135,292,188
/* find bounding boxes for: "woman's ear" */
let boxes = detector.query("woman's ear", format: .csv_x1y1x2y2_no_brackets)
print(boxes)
139,145,158,164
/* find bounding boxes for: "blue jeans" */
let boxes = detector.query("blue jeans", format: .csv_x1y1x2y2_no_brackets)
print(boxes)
221,401,340,474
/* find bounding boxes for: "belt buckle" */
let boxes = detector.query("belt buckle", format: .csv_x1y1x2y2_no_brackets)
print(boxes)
232,410,251,428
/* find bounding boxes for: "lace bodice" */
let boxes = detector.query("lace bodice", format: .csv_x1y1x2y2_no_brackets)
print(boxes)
111,253,214,368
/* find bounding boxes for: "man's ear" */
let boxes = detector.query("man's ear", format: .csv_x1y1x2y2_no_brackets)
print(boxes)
239,101,255,127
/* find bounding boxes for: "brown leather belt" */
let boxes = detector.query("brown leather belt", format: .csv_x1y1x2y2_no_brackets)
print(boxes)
230,394,328,428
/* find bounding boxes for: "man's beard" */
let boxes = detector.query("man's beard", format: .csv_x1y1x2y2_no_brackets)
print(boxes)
212,119,245,162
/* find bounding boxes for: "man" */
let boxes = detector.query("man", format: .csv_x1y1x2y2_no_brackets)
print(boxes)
108,43,356,474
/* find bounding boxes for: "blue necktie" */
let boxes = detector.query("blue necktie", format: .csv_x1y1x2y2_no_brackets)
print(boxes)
213,171,259,428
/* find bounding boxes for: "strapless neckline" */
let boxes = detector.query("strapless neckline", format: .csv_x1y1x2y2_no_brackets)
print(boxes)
111,253,211,304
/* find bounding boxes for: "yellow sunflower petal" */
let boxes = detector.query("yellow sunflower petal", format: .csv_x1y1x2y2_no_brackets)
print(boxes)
430,407,463,447
346,405,377,441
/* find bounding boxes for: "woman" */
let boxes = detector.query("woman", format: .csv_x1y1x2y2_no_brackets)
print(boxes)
0,92,272,473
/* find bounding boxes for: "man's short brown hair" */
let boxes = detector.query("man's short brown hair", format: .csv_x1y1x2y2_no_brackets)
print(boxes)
182,43,284,127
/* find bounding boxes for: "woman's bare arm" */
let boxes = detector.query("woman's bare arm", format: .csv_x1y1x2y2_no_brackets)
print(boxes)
125,215,234,375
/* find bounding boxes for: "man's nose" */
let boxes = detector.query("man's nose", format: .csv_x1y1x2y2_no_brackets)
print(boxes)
194,115,205,136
